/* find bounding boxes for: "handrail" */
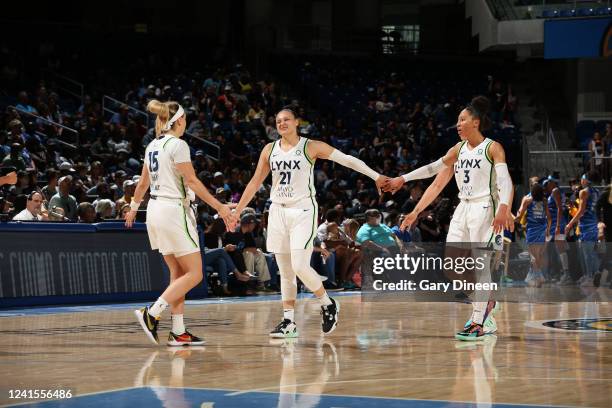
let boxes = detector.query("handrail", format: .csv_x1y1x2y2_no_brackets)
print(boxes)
9,106,79,145
102,95,152,127
41,69,84,104
184,131,221,162
529,150,589,154
34,131,77,150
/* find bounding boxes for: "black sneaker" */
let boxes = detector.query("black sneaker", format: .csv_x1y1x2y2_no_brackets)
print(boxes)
167,330,206,346
269,319,298,338
321,298,340,335
134,306,160,345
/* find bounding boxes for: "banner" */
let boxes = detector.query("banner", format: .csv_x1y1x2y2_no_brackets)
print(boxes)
0,230,165,300
544,17,612,59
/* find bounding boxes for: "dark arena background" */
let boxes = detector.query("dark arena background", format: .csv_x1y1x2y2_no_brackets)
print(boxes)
0,1,611,407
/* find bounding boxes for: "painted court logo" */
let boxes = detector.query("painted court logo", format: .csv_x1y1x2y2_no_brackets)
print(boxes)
542,318,612,332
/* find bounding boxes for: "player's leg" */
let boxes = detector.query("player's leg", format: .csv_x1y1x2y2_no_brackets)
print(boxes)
456,201,498,341
270,252,299,338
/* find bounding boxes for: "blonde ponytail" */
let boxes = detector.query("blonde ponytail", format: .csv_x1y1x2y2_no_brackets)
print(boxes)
147,99,182,136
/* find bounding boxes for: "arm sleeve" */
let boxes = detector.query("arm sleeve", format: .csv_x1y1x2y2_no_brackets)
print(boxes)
401,158,446,182
328,149,379,181
495,163,512,206
170,139,192,164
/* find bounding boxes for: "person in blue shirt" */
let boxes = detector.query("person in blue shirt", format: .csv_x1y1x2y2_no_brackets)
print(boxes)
544,176,571,285
515,183,551,287
356,209,401,253
565,172,601,286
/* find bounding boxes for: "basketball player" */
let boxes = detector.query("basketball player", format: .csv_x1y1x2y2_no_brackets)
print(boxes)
515,183,551,287
126,99,235,345
232,107,388,337
544,176,571,284
565,172,601,287
384,96,514,340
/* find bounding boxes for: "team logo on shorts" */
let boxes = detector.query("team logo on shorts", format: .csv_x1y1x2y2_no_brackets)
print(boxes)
542,318,612,332
494,234,502,246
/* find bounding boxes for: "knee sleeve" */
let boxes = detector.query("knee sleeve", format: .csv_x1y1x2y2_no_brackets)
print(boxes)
276,253,297,302
290,248,324,292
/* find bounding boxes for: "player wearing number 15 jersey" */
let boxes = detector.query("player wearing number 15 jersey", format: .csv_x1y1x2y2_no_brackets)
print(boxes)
233,107,388,339
125,99,235,347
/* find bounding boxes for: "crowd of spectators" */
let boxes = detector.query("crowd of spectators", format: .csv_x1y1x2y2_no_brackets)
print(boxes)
0,55,523,295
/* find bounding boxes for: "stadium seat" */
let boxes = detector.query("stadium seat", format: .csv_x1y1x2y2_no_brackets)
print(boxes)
594,6,612,15
576,8,593,17
541,9,559,18
559,9,576,18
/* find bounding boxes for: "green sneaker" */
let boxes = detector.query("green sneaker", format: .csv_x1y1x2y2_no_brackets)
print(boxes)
463,301,500,334
455,323,487,341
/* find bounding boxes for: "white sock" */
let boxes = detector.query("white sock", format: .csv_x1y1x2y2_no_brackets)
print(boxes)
171,314,185,334
471,302,487,325
148,297,169,318
283,309,294,322
318,292,332,307
559,252,569,271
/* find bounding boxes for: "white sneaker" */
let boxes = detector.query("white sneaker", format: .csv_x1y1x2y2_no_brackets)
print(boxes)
270,319,299,338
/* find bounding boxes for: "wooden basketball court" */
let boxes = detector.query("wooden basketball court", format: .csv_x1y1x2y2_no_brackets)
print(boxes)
0,293,610,407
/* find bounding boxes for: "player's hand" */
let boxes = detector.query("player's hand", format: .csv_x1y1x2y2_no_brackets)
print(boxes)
384,176,405,195
492,208,511,234
320,247,331,260
375,175,390,196
564,224,571,236
218,204,237,231
400,211,418,231
505,207,515,233
124,210,137,228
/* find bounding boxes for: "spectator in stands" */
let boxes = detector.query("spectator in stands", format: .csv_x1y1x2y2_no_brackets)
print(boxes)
95,199,114,220
589,131,605,176
49,175,78,220
15,91,37,114
77,202,96,223
12,191,44,221
117,203,131,220
0,170,17,186
356,209,400,253
2,143,27,171
234,213,272,291
120,180,136,203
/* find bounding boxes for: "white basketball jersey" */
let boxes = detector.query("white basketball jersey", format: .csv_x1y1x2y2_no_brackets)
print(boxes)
269,137,315,206
454,138,498,202
144,134,193,200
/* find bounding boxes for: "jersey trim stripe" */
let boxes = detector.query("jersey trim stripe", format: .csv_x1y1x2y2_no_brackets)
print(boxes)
162,136,175,149
303,139,314,165
484,140,494,165
457,141,467,158
304,159,316,249
181,205,198,248
268,141,277,164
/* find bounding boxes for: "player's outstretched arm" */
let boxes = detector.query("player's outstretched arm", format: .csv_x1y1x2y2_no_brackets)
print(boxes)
176,162,236,229
400,165,454,231
234,144,273,216
125,164,151,228
490,141,513,234
306,140,388,194
385,143,460,194
565,189,588,235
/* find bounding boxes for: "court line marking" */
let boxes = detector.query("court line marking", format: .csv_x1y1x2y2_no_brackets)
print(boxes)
524,317,612,333
0,386,142,407
161,385,578,408
0,292,363,317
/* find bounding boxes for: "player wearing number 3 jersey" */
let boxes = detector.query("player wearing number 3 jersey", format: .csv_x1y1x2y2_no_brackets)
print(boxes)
233,107,389,338
383,96,515,341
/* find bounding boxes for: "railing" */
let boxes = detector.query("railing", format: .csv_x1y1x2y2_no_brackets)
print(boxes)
102,95,152,128
34,131,77,150
184,132,221,162
527,150,593,186
41,69,84,105
9,106,79,145
487,0,609,20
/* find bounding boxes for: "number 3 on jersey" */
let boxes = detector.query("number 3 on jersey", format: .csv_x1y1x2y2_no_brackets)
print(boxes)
148,151,159,172
279,171,292,185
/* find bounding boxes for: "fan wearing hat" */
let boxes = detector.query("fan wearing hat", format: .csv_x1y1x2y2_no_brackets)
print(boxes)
128,99,235,347
565,171,601,286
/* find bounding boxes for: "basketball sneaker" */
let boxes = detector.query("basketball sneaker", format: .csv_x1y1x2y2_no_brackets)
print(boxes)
167,330,206,346
269,319,298,338
134,306,160,345
321,298,340,335
463,301,499,334
455,322,487,341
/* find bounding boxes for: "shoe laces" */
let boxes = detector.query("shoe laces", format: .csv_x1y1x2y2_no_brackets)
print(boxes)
274,319,292,331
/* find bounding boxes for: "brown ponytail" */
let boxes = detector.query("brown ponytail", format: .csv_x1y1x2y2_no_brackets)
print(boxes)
147,99,181,136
